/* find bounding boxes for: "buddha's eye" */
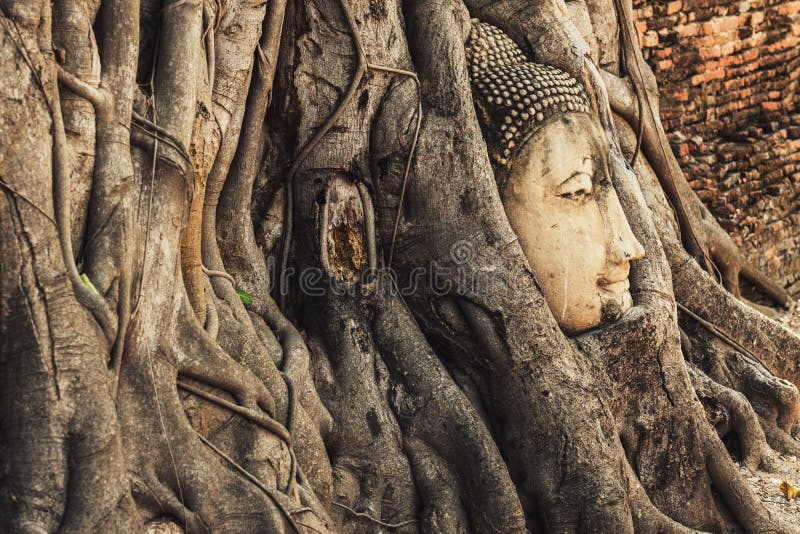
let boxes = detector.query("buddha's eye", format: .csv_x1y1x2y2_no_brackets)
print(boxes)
556,173,593,201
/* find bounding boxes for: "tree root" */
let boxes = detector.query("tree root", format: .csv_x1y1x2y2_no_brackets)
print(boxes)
374,292,528,532
602,42,791,310
119,289,331,532
132,468,208,533
194,432,302,533
216,0,286,314
687,362,774,471
0,16,137,532
9,0,800,530
52,51,117,341
203,276,220,339
612,110,800,472
51,0,101,254
175,302,277,418
673,254,800,399
277,0,367,310
332,501,418,530
176,378,291,444
574,113,785,531
681,311,800,459
198,0,333,503
213,300,334,509
396,2,660,530
303,319,419,532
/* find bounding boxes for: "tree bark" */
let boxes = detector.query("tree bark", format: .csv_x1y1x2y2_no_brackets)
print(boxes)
1,0,799,532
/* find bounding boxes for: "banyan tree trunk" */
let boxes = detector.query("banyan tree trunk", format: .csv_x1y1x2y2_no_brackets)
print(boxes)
1,0,799,532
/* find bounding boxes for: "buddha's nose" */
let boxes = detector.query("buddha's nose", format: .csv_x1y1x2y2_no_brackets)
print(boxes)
607,191,645,264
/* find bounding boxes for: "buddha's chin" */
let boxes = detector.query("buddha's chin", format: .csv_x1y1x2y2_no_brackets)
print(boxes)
557,288,634,334
598,289,633,325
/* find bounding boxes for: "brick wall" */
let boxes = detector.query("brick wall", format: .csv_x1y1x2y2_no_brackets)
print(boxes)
634,0,800,294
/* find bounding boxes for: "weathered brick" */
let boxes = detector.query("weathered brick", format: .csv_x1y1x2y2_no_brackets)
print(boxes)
742,48,760,61
674,89,691,101
641,30,660,47
668,0,684,14
659,58,676,69
634,0,800,291
718,15,740,32
678,22,701,37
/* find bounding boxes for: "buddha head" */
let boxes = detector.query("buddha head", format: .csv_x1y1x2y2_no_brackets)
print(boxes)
466,20,645,334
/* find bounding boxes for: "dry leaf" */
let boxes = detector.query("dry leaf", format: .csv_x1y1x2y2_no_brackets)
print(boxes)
780,480,799,500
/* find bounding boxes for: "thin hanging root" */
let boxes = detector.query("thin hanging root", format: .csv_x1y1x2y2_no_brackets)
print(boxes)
176,379,291,444
195,433,303,534
1,18,116,340
58,53,131,391
332,501,418,530
146,346,188,529
355,62,421,270
0,178,56,226
279,0,365,309
677,302,772,372
131,111,191,163
610,0,715,276
279,0,423,307
177,376,300,496
52,62,117,341
612,0,791,310
202,264,237,287
382,72,421,269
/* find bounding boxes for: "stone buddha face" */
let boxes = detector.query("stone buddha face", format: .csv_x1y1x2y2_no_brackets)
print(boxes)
500,112,645,334
465,20,645,334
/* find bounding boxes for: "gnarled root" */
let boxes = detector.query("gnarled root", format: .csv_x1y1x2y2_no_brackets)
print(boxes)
616,112,800,464
573,133,787,531
303,312,419,532
118,288,332,532
682,315,800,459
604,63,791,310
213,297,335,509
686,361,774,471
0,17,135,531
672,253,800,404
373,292,527,533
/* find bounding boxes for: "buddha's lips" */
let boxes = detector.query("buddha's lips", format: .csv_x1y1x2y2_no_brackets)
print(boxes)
598,278,634,317
597,278,629,295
